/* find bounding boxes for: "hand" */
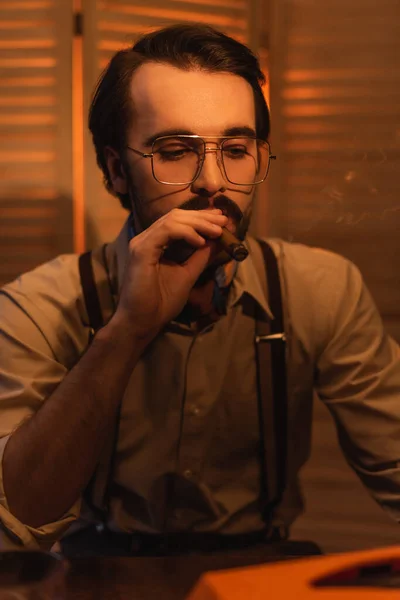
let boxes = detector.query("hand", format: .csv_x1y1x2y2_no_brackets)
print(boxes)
110,208,228,339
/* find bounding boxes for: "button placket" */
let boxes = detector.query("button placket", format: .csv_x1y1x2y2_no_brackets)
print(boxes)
178,334,210,478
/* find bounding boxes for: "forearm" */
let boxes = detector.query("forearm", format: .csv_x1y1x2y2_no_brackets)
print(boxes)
3,317,152,528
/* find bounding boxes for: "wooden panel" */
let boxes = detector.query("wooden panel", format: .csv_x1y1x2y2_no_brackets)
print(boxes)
268,0,400,342
291,396,400,553
82,0,269,248
0,0,73,285
270,0,400,553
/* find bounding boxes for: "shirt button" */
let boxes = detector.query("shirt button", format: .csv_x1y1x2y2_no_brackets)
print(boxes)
191,405,201,416
183,469,193,479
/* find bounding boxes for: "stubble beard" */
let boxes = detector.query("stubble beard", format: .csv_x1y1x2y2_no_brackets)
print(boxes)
127,178,252,288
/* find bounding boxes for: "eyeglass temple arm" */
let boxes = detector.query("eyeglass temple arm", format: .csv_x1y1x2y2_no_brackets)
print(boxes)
126,146,153,159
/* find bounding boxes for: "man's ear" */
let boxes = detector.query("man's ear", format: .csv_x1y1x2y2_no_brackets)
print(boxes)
104,146,128,195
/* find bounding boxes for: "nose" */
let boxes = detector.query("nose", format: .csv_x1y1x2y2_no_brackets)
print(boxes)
190,146,226,197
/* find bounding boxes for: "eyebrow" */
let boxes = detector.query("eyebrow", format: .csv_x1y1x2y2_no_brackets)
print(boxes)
142,126,257,147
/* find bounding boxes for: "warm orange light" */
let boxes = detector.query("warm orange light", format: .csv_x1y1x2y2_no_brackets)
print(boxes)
284,67,387,82
98,20,152,34
99,2,247,29
97,40,130,52
0,188,57,200
0,40,55,49
0,1,52,8
0,20,52,29
0,76,55,87
0,151,55,162
72,0,85,253
172,0,246,6
0,58,55,68
0,114,55,125
0,168,53,182
0,96,55,107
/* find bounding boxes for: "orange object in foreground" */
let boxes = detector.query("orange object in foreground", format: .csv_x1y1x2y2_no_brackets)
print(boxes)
186,545,400,600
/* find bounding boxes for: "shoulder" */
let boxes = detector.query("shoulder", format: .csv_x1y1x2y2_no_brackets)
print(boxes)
0,254,88,366
267,237,356,276
250,236,362,294
3,253,80,297
2,254,83,319
252,237,366,354
263,237,363,299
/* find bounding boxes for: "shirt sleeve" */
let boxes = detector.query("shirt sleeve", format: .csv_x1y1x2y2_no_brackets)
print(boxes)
0,291,81,550
315,258,400,522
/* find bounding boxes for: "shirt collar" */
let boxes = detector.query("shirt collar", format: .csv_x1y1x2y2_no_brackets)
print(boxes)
105,218,130,295
107,218,273,320
230,237,274,320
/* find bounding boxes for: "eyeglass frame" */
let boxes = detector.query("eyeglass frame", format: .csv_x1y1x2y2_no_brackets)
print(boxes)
125,134,276,186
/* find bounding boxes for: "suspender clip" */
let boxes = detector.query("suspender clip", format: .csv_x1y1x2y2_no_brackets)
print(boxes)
255,333,286,344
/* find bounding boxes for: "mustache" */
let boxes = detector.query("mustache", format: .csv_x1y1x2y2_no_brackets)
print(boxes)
178,195,244,226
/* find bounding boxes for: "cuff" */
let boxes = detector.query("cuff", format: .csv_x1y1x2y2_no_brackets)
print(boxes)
0,435,81,551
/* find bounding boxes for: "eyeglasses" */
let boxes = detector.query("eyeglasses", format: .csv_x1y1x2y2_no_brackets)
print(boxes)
126,135,276,186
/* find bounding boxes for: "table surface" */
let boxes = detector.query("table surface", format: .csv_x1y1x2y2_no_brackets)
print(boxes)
66,540,321,600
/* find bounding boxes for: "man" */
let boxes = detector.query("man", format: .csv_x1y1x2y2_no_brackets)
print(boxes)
0,24,399,555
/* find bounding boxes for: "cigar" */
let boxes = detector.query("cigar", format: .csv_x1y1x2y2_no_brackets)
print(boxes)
162,226,248,264
219,227,249,262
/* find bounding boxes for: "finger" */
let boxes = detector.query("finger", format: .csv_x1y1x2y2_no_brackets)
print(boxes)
161,208,228,227
133,222,215,265
158,219,226,249
129,209,228,266
163,222,223,246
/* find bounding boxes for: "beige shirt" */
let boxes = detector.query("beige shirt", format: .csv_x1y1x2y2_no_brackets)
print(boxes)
0,223,399,550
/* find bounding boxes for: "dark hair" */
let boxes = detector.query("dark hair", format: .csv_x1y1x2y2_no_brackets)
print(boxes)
88,23,270,210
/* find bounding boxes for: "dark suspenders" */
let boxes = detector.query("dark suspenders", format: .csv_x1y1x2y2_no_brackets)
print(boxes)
78,248,117,518
78,250,104,339
255,240,288,524
78,240,288,528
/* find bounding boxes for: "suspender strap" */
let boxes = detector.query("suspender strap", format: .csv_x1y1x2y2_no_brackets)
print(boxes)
78,251,104,335
78,241,288,528
255,240,288,520
78,247,116,519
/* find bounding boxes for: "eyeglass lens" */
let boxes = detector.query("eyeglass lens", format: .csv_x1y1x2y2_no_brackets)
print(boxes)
152,137,270,185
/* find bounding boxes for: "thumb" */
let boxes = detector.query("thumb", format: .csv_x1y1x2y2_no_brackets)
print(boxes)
183,243,213,287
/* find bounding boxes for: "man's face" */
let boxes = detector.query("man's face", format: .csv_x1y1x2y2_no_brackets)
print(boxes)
121,62,257,241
